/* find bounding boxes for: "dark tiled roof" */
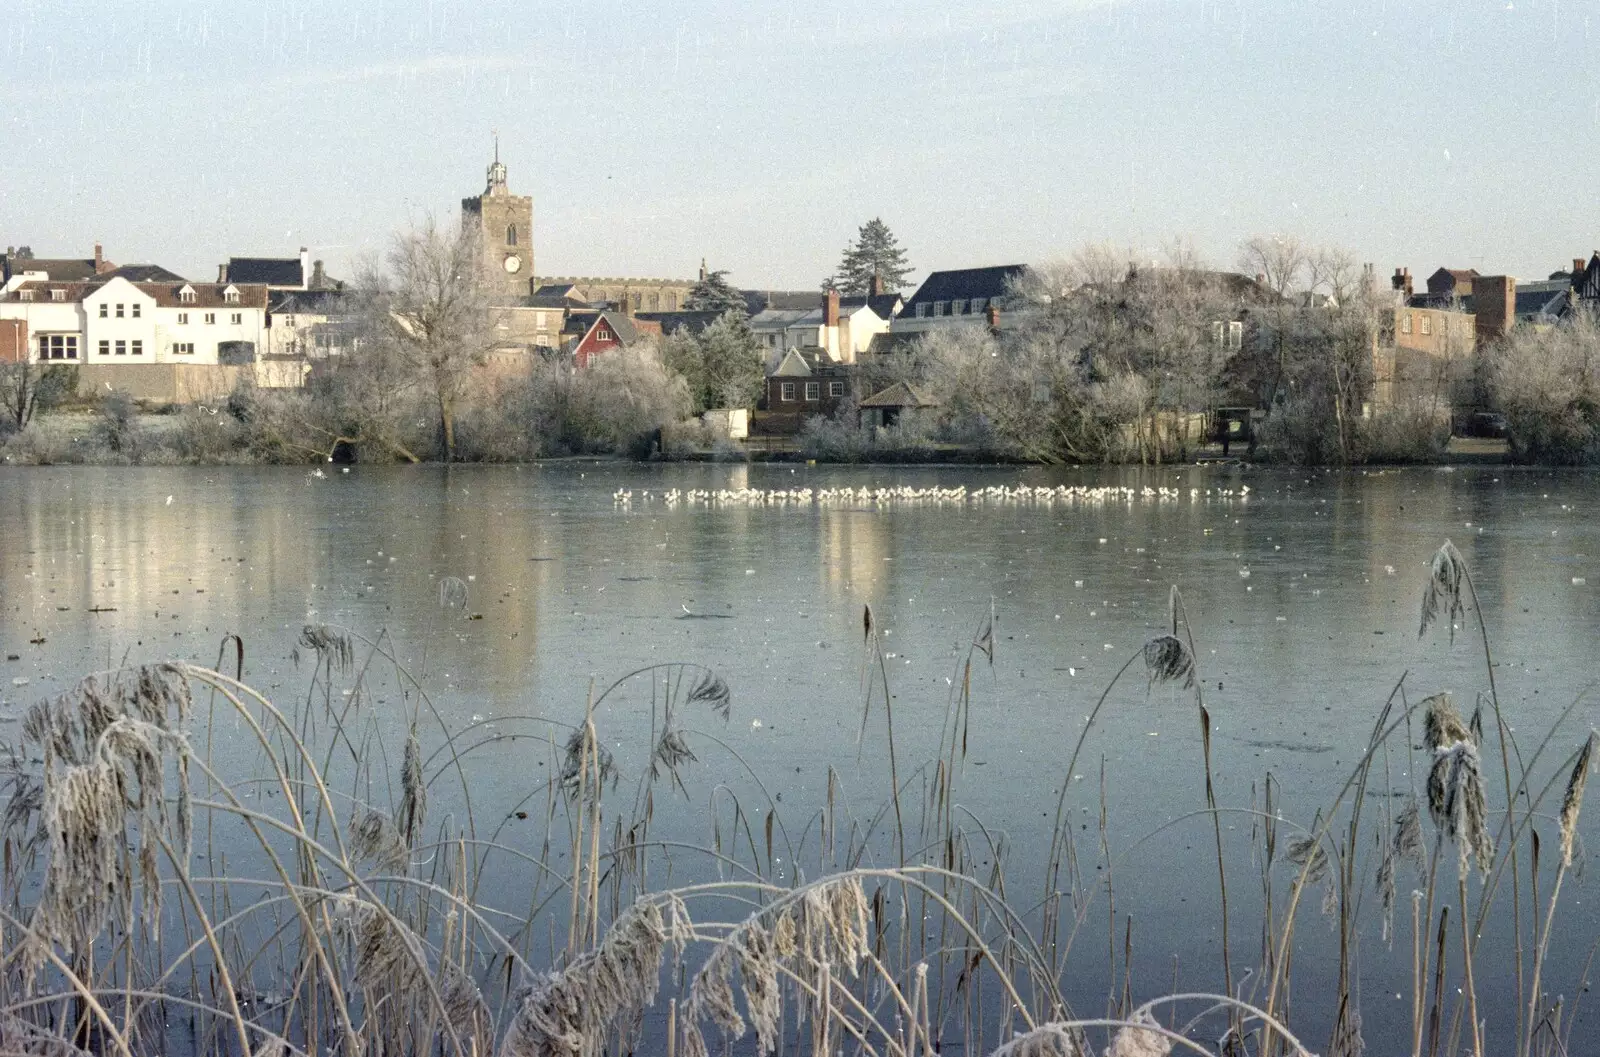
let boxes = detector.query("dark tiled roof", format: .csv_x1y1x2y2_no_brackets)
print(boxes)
103,264,186,282
269,289,351,314
842,293,903,319
633,310,725,336
742,290,819,314
866,332,922,357
2,256,102,282
526,294,580,309
898,266,1026,317
2,279,268,309
224,257,304,286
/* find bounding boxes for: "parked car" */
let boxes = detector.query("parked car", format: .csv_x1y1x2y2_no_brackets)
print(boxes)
1466,412,1508,439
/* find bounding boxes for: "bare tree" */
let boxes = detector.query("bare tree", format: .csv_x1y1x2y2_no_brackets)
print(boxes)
0,361,75,434
1306,246,1361,305
1238,235,1308,299
363,216,494,461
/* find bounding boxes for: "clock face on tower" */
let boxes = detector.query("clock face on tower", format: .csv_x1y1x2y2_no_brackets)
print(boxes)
503,254,522,274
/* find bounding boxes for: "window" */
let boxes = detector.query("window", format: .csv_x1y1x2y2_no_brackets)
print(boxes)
131,303,141,318
18,290,32,301
506,224,518,246
115,340,127,355
804,382,820,400
98,340,110,356
116,303,124,318
179,287,196,304
915,303,929,318
631,293,642,310
224,288,240,304
828,381,844,397
204,313,216,324
98,303,108,317
172,342,195,355
37,334,78,360
780,382,796,401
283,314,294,327
130,340,143,355
50,288,65,302
1400,313,1412,334
667,294,678,310
231,312,242,325
1420,314,1432,335
596,326,612,342
1228,321,1242,349
933,301,948,316
952,299,967,315
177,312,188,325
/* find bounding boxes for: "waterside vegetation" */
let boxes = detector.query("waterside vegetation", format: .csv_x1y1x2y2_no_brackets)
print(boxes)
0,543,1594,1056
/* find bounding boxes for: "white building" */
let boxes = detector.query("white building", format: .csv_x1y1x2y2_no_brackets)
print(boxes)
748,290,891,366
0,276,269,366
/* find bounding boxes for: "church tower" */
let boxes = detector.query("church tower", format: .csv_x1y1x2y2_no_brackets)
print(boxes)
461,138,534,301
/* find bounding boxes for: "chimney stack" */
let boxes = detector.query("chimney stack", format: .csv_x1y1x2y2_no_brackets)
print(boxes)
823,288,839,329
870,270,885,297
1471,275,1516,349
217,264,228,283
1391,267,1413,300
312,260,326,289
299,247,310,289
93,243,109,274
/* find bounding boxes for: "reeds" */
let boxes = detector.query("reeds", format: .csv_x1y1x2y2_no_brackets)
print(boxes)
0,539,1592,1057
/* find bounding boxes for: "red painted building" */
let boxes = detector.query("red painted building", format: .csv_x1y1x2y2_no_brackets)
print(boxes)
570,311,661,368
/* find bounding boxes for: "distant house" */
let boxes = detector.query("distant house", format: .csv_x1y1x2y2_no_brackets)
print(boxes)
0,275,269,373
762,348,856,426
267,288,355,369
632,310,727,338
99,264,187,283
220,249,342,293
1426,267,1479,301
893,265,1026,334
749,290,890,365
2,243,116,292
570,311,661,368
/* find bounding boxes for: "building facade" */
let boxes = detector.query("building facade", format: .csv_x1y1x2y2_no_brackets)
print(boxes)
0,276,268,366
462,147,534,302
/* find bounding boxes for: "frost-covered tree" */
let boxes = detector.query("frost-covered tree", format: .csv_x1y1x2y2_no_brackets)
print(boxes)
827,219,912,295
662,315,764,413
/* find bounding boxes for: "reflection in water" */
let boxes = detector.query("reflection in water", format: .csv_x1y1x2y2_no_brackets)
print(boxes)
1,462,1597,1049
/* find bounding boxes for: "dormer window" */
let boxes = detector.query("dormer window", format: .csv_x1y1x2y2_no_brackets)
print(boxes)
19,290,33,301
179,285,197,304
50,288,65,302
224,286,240,304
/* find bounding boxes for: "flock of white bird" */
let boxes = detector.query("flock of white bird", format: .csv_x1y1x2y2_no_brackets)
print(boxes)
611,483,1250,508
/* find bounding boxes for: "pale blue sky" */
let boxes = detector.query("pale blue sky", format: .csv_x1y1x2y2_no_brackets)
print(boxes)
3,0,1597,290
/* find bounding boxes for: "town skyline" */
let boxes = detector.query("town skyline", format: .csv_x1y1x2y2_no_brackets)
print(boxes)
3,0,1597,289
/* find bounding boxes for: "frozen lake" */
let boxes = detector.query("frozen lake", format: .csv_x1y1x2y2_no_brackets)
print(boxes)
2,461,1597,1049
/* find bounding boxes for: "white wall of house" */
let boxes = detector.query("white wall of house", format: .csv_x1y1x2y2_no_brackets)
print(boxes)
83,278,265,366
0,298,87,362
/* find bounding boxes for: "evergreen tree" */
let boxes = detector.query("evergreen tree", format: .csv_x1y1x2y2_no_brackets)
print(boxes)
830,219,912,295
662,316,764,413
684,268,748,315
